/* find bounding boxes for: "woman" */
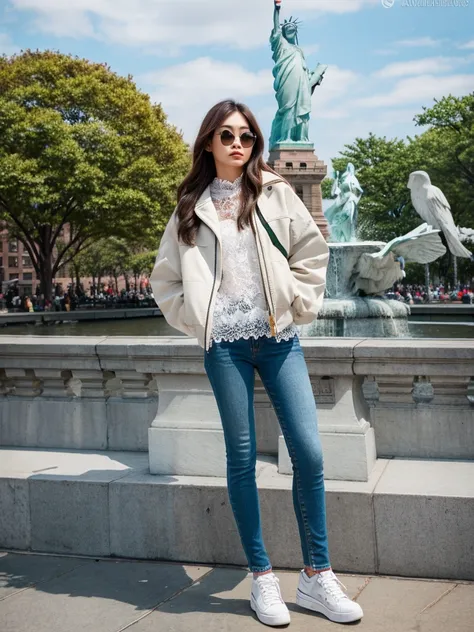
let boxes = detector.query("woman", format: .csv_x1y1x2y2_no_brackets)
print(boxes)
150,100,363,627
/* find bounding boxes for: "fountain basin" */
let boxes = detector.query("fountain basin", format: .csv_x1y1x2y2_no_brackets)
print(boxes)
301,242,410,337
301,297,410,337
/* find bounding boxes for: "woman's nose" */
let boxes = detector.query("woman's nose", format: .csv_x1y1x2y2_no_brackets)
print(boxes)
231,136,242,149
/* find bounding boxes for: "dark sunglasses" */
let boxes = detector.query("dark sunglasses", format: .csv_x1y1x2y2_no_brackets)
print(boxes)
217,129,257,148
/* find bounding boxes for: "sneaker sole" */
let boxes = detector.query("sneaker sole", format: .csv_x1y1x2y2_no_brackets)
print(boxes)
250,594,291,627
296,588,363,623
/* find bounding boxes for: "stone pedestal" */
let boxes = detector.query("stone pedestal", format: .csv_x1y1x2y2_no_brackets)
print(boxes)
268,144,329,239
148,373,226,477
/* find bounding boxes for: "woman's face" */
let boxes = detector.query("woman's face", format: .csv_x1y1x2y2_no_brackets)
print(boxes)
207,111,254,173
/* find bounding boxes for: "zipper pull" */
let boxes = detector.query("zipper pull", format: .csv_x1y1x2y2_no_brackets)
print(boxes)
269,313,276,337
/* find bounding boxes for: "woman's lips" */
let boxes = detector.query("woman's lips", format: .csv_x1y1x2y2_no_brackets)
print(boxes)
230,152,243,157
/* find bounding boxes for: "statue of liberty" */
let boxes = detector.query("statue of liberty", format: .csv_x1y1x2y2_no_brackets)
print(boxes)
269,0,328,148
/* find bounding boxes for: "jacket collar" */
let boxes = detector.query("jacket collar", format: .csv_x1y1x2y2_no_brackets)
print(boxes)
194,169,281,238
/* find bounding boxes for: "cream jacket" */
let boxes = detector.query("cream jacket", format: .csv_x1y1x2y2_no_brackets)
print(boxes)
150,170,329,351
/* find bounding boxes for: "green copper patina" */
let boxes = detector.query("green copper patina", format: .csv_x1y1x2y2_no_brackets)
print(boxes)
269,0,327,150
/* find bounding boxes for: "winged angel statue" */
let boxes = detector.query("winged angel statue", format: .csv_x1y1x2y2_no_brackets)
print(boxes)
352,224,446,296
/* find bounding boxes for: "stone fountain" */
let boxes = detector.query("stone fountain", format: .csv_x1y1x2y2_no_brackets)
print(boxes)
303,242,411,338
300,165,446,338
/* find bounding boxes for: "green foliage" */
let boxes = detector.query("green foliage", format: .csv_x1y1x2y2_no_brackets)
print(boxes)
321,177,334,200
328,93,474,242
74,238,157,289
0,50,190,299
129,250,158,278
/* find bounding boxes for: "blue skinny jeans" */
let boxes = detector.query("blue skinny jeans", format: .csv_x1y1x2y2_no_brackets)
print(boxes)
204,334,331,573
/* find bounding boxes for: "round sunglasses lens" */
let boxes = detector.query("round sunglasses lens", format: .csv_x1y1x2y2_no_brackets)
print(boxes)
241,132,256,148
220,130,234,145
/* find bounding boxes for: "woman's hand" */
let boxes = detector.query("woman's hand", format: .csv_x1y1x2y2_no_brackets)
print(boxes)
275,0,281,10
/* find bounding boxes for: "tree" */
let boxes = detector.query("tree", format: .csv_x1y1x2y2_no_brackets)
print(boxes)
130,250,158,290
99,238,132,294
73,240,110,295
321,177,334,200
0,50,190,300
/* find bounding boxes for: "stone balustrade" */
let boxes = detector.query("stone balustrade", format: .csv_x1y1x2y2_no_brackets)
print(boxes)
0,336,473,482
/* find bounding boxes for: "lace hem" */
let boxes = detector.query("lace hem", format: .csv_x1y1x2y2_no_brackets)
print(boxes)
210,317,299,347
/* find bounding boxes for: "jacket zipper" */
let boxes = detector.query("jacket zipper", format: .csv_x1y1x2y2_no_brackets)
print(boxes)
204,235,220,351
254,211,278,337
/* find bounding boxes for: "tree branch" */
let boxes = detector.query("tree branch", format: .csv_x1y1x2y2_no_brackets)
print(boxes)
0,206,41,262
53,238,93,272
52,231,98,276
50,199,79,245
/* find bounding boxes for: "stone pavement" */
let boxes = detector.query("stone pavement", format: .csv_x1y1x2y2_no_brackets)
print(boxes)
1,551,473,632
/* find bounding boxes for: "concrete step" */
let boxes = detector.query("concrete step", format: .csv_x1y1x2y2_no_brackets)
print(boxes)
1,447,473,581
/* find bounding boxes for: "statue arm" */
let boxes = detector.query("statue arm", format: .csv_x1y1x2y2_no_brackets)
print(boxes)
272,4,281,35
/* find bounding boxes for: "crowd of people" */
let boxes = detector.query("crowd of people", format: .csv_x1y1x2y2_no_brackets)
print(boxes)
0,282,156,313
385,283,474,304
2,279,473,313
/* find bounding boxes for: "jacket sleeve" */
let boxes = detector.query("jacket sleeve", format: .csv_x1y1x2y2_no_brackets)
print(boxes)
149,211,196,337
285,186,329,325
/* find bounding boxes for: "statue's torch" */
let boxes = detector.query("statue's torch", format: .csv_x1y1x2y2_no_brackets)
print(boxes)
274,0,282,8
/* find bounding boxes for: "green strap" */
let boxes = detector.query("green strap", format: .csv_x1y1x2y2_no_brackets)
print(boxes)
256,203,288,260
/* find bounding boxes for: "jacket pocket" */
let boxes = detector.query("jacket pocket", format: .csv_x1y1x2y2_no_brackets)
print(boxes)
271,259,298,310
183,280,210,326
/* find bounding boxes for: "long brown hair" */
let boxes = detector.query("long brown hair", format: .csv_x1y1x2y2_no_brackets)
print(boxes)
176,100,280,246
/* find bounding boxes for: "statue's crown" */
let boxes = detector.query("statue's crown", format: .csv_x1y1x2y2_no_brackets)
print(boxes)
283,16,302,28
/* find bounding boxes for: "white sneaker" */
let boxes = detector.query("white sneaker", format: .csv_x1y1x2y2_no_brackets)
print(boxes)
250,572,291,626
296,569,363,623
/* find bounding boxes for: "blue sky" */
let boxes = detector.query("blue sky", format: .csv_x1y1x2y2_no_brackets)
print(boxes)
1,0,473,172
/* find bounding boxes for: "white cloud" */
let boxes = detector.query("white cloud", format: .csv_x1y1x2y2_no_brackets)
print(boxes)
353,73,474,108
311,65,360,112
8,0,380,50
140,57,273,141
303,44,320,57
139,58,360,156
395,36,441,47
0,33,20,55
459,39,474,50
374,56,469,78
311,107,417,174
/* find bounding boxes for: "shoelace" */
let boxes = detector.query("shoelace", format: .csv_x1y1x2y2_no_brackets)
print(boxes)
317,571,349,601
257,575,283,606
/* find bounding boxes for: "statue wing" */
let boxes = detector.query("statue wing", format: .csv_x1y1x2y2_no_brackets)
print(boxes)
352,252,404,295
371,223,446,264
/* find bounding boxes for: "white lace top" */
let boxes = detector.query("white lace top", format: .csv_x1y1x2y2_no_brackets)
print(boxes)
209,174,298,346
